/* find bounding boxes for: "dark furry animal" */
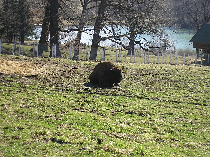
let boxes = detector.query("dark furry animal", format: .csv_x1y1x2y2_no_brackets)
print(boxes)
89,61,122,87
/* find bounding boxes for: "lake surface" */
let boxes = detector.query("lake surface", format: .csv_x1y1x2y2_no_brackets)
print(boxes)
164,27,196,51
30,26,196,52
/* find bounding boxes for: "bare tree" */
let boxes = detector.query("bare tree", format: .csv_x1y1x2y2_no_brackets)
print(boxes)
174,0,210,30
58,0,99,60
73,0,91,60
39,1,50,56
120,0,171,55
89,0,107,60
49,0,61,57
88,0,171,60
38,0,61,57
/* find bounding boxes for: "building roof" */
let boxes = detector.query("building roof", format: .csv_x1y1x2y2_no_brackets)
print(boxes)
190,22,210,45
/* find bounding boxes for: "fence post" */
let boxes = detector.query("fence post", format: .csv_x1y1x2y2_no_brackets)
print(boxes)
33,42,35,56
52,44,54,57
183,53,185,65
157,52,159,64
55,44,57,57
19,42,21,55
195,48,199,64
195,54,197,64
70,45,73,59
130,50,132,63
116,49,118,62
170,52,172,64
144,51,146,64
208,54,210,65
14,41,16,55
162,52,164,64
86,45,88,61
188,53,190,65
0,39,2,54
52,44,56,57
101,47,105,61
134,49,136,63
119,49,121,62
175,52,177,65
37,42,39,57
201,53,203,65
147,51,149,64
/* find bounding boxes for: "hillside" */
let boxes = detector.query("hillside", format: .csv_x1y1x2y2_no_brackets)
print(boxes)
0,55,210,156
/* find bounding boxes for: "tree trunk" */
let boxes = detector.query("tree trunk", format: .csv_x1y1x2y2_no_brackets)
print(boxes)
89,0,107,60
73,0,88,60
127,26,135,55
39,2,50,56
49,0,61,57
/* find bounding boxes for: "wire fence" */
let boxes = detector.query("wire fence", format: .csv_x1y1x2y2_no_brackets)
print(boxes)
0,39,210,66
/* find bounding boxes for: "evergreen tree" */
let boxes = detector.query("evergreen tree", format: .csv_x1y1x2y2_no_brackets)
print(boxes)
18,0,33,43
0,0,32,43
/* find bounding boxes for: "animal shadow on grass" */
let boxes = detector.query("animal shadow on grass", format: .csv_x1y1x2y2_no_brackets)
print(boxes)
83,82,114,89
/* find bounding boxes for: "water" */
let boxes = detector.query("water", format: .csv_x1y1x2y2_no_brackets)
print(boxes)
29,26,196,52
164,27,196,51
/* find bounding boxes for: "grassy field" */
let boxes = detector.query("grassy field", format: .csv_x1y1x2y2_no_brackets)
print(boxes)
0,54,210,156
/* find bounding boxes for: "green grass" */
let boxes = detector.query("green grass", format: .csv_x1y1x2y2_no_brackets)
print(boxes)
0,55,210,156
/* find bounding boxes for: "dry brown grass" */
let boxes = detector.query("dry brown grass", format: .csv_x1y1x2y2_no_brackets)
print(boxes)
0,57,44,75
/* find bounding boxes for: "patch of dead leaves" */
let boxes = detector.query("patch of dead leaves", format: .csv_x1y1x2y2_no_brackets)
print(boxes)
0,57,45,75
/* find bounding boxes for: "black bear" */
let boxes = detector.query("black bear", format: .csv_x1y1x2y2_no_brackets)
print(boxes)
89,61,122,87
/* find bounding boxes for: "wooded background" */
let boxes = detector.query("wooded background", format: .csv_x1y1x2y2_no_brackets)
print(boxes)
0,0,209,60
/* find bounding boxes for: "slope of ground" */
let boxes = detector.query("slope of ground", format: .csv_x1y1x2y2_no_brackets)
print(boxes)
0,55,210,156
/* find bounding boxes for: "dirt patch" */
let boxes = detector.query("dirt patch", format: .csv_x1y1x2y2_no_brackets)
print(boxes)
0,57,45,75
